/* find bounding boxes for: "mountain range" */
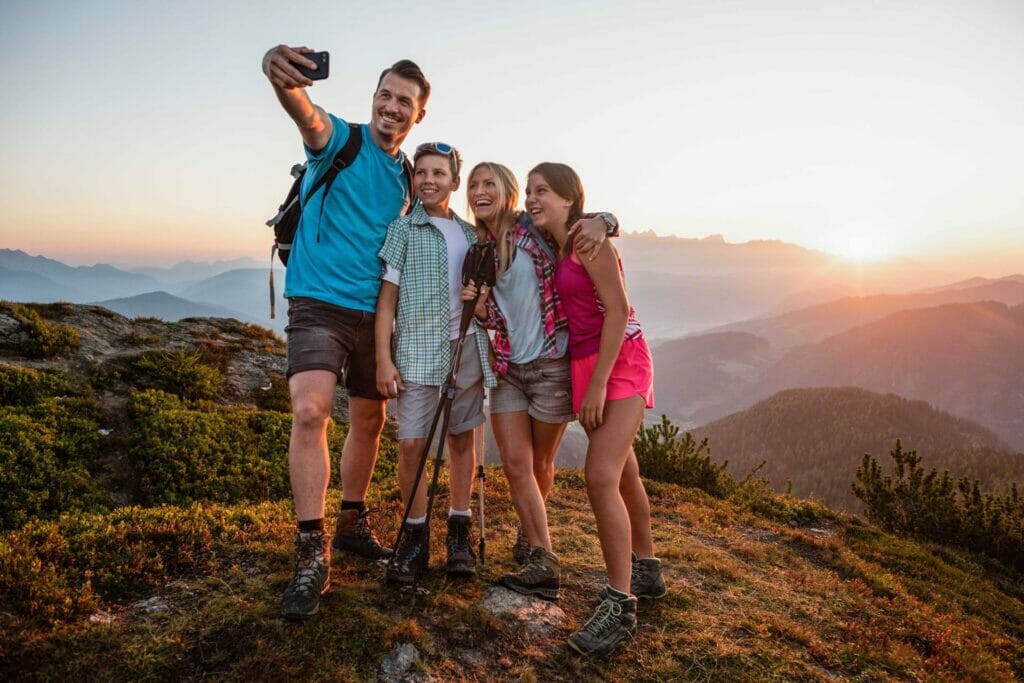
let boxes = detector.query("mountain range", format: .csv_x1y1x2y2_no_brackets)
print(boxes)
693,386,1024,511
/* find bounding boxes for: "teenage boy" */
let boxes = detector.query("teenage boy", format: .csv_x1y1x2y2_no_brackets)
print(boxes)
375,142,496,584
262,45,428,619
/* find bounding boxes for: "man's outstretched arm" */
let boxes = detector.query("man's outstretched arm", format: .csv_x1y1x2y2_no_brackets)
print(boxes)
262,44,333,152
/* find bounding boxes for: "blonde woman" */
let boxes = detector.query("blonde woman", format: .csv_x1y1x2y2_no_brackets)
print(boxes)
462,162,614,600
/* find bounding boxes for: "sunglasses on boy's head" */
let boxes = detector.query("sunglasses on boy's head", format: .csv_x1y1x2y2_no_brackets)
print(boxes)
417,141,457,157
415,141,462,175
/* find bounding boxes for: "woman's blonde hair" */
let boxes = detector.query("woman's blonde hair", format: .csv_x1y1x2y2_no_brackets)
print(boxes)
467,161,519,274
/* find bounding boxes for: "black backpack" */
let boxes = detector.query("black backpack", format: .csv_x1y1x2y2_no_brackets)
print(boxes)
265,122,413,317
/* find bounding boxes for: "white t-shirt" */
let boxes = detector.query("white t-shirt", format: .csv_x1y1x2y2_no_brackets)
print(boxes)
383,215,475,340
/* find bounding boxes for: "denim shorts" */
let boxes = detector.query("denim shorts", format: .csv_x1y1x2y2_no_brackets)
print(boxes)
396,335,486,440
490,355,575,424
285,296,385,400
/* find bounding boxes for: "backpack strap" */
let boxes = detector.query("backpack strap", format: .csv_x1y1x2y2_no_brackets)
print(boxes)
401,154,415,215
305,122,363,208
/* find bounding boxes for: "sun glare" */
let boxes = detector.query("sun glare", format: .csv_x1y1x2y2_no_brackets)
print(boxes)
829,223,892,262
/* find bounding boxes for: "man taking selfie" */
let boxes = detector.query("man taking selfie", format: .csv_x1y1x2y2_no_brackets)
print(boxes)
262,44,428,619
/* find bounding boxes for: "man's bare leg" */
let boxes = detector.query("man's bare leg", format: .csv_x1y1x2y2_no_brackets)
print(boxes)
288,370,338,521
340,396,387,500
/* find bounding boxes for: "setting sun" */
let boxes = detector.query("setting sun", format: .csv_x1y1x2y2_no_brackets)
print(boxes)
829,223,893,262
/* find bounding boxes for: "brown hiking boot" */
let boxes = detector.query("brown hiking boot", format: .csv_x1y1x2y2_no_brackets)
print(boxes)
280,530,330,620
332,508,392,560
512,523,530,566
500,546,560,600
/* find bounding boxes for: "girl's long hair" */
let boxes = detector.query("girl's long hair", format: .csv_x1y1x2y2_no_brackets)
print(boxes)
467,162,520,275
528,162,585,255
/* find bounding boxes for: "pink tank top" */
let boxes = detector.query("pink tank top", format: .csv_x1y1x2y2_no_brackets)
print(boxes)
553,248,643,359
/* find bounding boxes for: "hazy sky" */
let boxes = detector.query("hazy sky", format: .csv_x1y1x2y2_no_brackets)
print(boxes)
1,0,1022,273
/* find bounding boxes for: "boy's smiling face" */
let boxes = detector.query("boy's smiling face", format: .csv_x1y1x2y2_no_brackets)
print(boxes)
413,154,459,215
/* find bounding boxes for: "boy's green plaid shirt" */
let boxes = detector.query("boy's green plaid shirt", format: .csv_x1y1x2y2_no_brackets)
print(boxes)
378,203,496,388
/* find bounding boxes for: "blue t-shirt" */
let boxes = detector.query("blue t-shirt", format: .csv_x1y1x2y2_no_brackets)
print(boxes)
284,114,411,312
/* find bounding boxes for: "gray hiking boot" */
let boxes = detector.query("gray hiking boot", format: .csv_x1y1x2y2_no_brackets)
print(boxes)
499,546,560,600
446,515,477,577
568,588,638,657
280,530,331,620
631,553,667,599
512,523,531,566
332,508,392,561
599,553,667,601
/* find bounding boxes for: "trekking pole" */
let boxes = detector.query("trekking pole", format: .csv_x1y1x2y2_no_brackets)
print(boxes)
476,411,486,564
386,242,496,605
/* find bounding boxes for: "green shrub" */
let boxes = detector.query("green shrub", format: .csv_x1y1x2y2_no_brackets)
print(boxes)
634,415,734,497
131,350,225,400
0,398,109,530
0,365,74,405
4,303,80,358
251,374,291,412
124,391,398,505
852,440,1024,570
0,502,285,625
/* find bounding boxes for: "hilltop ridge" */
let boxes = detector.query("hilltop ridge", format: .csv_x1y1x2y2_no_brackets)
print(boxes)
1,303,1023,680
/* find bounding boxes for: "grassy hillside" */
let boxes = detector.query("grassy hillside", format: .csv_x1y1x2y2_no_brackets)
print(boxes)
4,474,1024,681
2,303,1023,680
695,387,1024,511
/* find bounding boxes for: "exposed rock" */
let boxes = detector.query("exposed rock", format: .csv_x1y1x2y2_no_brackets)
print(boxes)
88,611,115,625
132,596,169,613
379,642,432,682
479,586,566,636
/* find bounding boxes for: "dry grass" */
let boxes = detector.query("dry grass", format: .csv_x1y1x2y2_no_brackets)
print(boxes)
2,470,1022,681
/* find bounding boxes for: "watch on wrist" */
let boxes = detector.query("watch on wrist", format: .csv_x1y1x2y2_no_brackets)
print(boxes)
599,212,619,236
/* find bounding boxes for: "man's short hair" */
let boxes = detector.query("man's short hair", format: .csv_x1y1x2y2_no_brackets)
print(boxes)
377,59,430,106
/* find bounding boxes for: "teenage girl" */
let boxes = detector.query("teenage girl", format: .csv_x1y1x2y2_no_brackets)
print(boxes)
527,162,664,657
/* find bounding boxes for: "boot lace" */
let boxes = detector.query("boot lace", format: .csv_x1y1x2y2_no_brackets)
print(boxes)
582,597,623,636
288,534,324,595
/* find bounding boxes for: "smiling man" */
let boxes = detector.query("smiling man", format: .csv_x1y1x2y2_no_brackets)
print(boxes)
261,45,428,619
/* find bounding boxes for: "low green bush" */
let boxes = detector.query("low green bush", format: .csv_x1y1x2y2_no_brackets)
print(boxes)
3,303,80,358
131,350,225,401
0,398,109,530
0,365,74,406
0,502,285,625
126,390,397,506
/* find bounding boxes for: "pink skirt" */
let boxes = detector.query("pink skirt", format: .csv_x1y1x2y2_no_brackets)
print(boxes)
569,337,655,413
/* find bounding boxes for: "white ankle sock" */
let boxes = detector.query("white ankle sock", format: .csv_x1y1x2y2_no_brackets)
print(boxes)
449,508,472,518
406,515,427,526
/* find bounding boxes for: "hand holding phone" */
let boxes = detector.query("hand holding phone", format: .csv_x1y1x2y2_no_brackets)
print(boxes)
292,51,329,81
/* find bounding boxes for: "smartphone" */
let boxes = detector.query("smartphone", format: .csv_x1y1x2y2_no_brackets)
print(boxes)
293,51,329,81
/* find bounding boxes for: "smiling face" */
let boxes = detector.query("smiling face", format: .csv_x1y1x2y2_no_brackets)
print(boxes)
413,153,459,216
467,166,500,227
525,172,573,231
370,72,425,148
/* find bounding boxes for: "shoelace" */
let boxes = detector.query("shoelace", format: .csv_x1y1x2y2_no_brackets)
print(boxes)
583,598,623,636
351,510,382,540
289,536,324,595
